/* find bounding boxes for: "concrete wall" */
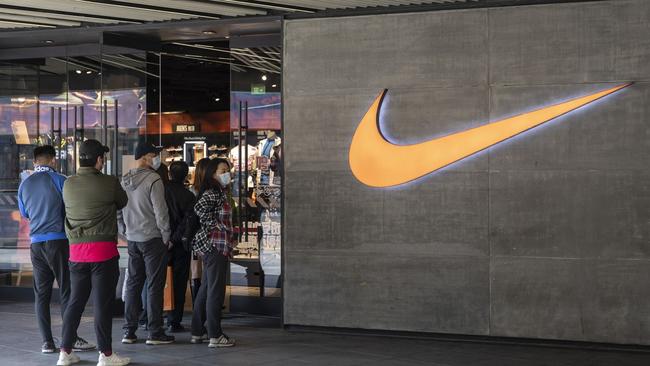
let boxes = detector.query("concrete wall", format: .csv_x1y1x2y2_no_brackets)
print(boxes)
282,0,650,345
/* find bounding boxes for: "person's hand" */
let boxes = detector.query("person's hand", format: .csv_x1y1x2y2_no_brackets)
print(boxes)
166,241,173,250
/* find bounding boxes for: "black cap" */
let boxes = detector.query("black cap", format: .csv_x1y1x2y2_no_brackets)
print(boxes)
135,142,161,160
79,139,109,161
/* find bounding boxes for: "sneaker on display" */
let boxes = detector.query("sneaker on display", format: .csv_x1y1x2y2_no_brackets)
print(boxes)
190,334,208,344
121,330,137,344
72,336,96,351
145,333,175,345
208,334,235,348
57,350,80,366
42,340,56,353
97,351,131,366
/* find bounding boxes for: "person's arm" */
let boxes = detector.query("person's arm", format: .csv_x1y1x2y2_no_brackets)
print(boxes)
150,178,171,244
114,177,128,210
195,190,228,232
17,182,28,219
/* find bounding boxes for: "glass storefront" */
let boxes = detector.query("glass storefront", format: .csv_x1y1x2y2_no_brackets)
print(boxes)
0,30,282,315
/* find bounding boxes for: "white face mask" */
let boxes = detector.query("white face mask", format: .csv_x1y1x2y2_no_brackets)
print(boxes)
151,155,161,170
218,172,231,186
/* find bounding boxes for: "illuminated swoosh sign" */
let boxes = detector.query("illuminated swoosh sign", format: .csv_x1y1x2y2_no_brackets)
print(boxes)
349,84,630,188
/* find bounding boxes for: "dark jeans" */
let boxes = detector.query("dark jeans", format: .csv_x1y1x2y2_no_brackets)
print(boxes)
61,256,119,353
30,239,71,343
191,250,228,338
167,243,191,326
123,238,168,336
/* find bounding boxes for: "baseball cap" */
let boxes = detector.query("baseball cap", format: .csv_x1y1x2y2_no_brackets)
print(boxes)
134,141,161,160
79,139,109,161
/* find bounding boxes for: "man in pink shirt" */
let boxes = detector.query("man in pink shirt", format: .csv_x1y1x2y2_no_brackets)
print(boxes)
57,140,130,366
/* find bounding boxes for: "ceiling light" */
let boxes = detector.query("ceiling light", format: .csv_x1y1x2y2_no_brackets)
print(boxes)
225,36,230,39
214,97,220,102
202,30,216,35
44,40,54,44
272,84,277,88
86,70,92,74
75,70,82,74
261,75,267,81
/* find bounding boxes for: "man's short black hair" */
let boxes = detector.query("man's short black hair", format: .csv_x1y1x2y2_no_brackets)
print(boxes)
33,145,56,161
79,155,103,167
169,161,189,183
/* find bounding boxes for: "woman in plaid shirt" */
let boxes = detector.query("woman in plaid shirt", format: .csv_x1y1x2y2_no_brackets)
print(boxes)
190,158,236,348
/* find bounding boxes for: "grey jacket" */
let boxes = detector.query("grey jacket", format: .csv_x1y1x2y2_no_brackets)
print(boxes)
118,167,171,243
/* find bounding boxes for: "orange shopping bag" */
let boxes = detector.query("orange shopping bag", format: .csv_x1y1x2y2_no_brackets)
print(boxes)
163,265,174,311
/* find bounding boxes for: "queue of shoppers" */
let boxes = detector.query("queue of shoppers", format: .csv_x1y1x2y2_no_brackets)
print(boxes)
17,140,236,366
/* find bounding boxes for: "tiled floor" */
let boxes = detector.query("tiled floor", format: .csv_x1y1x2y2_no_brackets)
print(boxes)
0,301,649,366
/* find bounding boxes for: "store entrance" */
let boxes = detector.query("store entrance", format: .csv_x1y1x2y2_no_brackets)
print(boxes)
0,21,282,318
150,39,283,317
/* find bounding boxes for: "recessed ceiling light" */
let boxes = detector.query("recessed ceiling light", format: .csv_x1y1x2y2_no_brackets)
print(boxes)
75,70,82,74
86,70,92,74
44,40,54,44
202,30,216,35
261,75,267,81
272,84,277,88
214,97,220,102
225,36,230,39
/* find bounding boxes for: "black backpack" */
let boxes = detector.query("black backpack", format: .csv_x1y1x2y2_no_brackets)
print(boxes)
179,209,201,252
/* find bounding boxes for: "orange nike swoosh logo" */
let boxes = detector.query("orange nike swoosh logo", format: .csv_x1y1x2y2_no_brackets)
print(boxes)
349,84,631,188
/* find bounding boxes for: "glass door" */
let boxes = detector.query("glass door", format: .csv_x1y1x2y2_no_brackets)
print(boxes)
98,41,152,177
229,44,282,313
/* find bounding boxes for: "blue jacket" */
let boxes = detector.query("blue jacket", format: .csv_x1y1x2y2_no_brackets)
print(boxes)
17,166,67,243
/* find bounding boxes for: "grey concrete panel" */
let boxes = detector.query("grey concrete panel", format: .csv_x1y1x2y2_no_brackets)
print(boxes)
488,83,650,171
284,252,490,335
285,171,384,250
382,171,489,257
489,1,650,85
580,260,650,344
284,86,489,173
491,257,650,344
283,10,487,94
490,170,650,259
491,257,589,340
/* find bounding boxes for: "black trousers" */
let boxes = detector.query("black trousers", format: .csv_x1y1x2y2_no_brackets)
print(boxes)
191,250,228,338
123,238,168,336
61,256,119,353
30,239,72,343
166,243,191,326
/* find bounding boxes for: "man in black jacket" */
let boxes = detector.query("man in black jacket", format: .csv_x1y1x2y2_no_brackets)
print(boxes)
164,161,196,332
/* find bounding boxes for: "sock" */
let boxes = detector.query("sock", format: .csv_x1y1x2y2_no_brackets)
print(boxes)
61,348,72,354
103,350,112,357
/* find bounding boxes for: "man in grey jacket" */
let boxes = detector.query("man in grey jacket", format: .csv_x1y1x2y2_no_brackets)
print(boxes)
119,142,175,345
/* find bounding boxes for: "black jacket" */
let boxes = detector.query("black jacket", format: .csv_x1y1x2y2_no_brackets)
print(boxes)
165,180,196,246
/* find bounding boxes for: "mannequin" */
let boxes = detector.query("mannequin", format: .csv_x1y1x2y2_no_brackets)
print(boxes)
229,133,257,197
256,130,281,186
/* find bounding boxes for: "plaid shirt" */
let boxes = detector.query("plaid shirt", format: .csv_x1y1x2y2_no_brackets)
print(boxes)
192,188,234,257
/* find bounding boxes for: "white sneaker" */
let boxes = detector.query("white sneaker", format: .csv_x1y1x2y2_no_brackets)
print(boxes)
208,334,235,348
73,337,97,351
57,351,80,366
97,351,131,366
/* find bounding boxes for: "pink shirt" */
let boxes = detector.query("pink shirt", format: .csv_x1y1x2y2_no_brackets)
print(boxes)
69,242,119,263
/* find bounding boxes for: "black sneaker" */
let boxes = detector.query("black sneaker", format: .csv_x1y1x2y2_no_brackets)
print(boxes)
168,323,187,333
190,334,208,344
121,330,137,344
146,333,175,345
42,341,56,353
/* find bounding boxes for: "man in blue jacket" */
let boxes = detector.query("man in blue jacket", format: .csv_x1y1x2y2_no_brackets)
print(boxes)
18,145,96,354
